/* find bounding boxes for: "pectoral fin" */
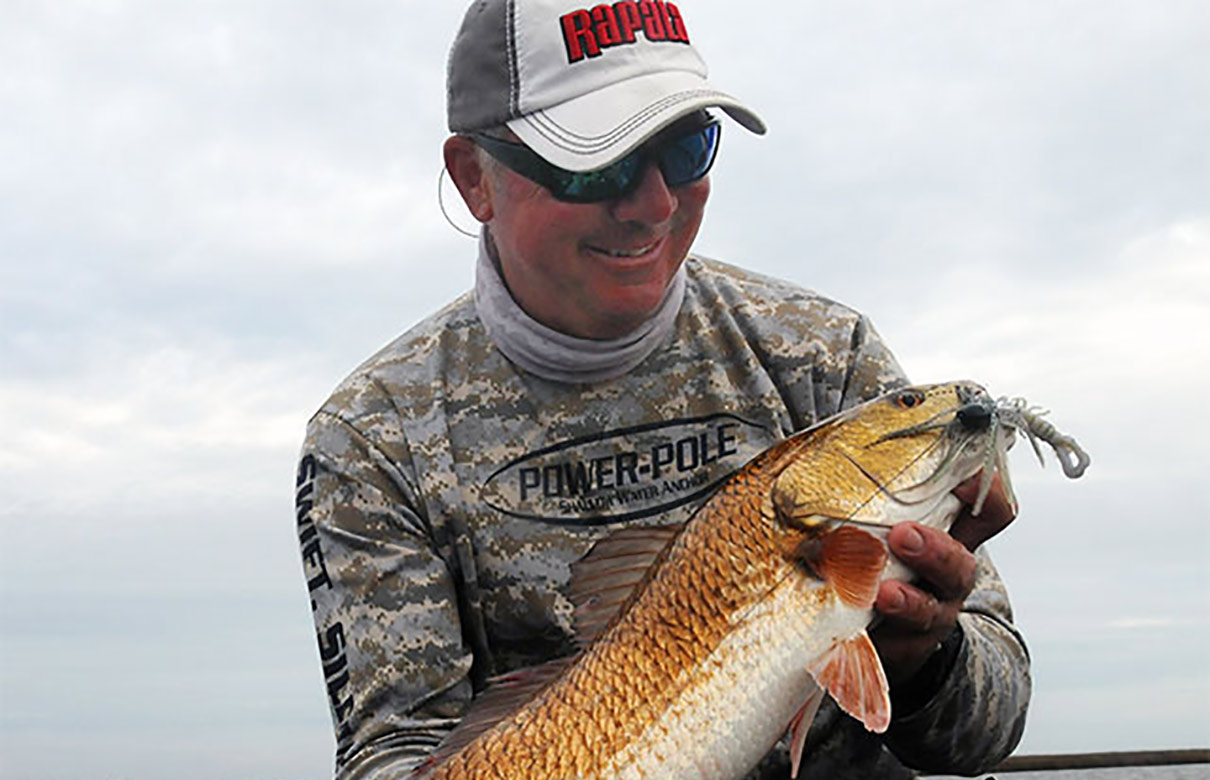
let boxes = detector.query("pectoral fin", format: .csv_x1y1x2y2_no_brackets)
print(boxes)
807,630,891,733
801,524,888,609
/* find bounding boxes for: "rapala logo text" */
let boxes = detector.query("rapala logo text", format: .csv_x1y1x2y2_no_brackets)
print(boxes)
480,414,768,525
561,1,690,64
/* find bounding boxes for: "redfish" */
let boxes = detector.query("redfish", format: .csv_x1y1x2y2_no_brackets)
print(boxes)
417,382,1088,779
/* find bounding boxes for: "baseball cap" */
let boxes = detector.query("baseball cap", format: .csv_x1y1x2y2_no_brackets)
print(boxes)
447,0,766,172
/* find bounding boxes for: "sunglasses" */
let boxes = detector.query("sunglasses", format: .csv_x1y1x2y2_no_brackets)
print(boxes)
471,119,721,204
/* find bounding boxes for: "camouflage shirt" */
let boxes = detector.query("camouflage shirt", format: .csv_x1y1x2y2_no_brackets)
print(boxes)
294,255,1030,779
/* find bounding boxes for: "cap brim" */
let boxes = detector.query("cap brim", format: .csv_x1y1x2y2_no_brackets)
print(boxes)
507,70,766,172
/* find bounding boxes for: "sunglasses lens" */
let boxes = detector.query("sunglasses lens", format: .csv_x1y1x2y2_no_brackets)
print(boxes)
472,120,720,203
558,154,643,202
658,123,721,186
559,122,720,201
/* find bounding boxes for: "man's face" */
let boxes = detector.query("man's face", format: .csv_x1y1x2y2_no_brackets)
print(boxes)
483,149,710,341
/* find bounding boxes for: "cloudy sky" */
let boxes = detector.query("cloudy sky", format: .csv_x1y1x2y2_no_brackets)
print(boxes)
2,1,1207,778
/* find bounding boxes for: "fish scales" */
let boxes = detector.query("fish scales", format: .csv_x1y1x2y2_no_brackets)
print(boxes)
429,435,814,779
417,382,1087,780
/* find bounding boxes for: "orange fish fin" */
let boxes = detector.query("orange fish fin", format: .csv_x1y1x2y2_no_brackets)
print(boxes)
787,685,825,779
568,523,684,647
808,524,888,609
427,658,576,767
808,630,891,733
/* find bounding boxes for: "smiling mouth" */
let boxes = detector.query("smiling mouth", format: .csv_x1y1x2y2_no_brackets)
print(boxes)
587,239,661,259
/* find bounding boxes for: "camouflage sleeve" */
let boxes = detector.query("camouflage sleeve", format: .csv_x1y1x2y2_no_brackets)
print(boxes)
296,409,474,779
883,549,1031,773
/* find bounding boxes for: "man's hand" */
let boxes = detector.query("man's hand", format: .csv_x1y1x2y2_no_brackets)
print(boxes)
871,472,1017,686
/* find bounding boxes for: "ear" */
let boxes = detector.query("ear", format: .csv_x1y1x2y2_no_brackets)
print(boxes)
443,136,494,223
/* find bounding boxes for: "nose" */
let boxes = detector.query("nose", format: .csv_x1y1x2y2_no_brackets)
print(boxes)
610,162,677,225
957,402,993,431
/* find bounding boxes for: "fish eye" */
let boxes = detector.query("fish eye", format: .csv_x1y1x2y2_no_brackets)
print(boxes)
894,389,926,409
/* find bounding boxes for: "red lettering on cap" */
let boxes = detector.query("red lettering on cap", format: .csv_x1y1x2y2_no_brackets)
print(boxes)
562,10,601,63
654,1,673,40
591,4,622,47
562,2,687,64
613,1,642,43
666,3,690,43
638,1,667,40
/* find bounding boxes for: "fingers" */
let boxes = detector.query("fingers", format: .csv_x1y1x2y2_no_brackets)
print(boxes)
876,580,944,633
873,524,974,683
872,576,963,683
886,523,976,602
870,473,1010,685
949,471,1017,551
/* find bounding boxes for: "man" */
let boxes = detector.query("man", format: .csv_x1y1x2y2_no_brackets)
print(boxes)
294,1,1029,777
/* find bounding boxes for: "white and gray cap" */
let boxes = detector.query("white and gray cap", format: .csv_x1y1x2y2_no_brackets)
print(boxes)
447,0,766,172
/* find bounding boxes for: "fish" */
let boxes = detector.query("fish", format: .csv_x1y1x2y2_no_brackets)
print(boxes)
415,381,1089,780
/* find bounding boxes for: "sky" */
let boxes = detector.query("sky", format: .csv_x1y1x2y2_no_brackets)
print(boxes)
1,1,1208,778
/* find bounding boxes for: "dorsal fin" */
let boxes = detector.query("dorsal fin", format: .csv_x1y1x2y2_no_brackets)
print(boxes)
423,525,685,772
568,523,684,647
424,658,577,771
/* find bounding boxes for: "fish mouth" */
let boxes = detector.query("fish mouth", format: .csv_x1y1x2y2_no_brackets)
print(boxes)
868,383,1090,518
865,385,1013,517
